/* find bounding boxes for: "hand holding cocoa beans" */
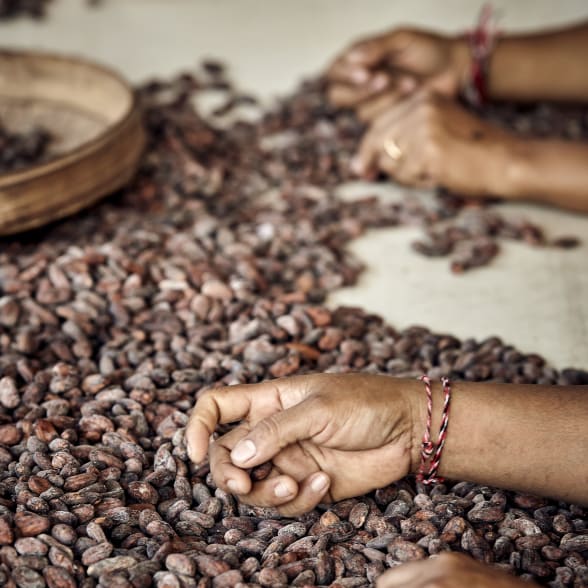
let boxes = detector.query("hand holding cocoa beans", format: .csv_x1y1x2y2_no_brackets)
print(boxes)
326,28,469,121
188,373,588,511
376,552,537,587
350,89,518,197
186,373,419,517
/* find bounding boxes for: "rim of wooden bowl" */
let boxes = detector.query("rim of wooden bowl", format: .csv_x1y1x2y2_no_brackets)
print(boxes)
0,48,140,188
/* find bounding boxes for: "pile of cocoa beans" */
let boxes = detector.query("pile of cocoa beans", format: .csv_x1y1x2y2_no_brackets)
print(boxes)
0,64,586,587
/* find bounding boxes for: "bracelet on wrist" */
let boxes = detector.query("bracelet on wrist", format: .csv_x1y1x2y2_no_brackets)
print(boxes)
463,3,500,108
416,375,452,485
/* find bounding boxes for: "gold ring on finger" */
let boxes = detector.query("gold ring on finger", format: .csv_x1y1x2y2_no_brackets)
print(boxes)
384,136,403,161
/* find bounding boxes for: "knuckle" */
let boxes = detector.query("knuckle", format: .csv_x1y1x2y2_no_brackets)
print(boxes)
391,28,414,44
197,389,219,413
350,36,373,53
210,468,226,492
256,415,283,443
309,394,330,414
196,389,213,406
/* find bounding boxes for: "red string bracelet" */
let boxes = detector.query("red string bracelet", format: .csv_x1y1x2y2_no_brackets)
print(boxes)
463,3,500,108
416,375,452,485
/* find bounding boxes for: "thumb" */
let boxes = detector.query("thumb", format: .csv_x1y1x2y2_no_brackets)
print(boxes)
346,38,389,67
230,397,327,468
346,30,411,67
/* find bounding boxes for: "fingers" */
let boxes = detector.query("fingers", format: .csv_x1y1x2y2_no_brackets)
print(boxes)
375,137,434,189
326,33,397,87
327,28,418,109
234,474,299,507
235,471,302,506
210,428,330,514
276,472,331,518
208,427,300,503
229,396,327,469
186,388,249,464
207,426,253,494
327,73,390,108
185,380,284,463
187,375,327,465
357,76,417,121
327,58,378,86
352,98,416,178
345,29,413,68
224,470,330,517
352,90,443,187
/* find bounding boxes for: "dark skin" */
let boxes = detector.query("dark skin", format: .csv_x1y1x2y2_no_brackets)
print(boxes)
187,374,588,588
326,23,588,212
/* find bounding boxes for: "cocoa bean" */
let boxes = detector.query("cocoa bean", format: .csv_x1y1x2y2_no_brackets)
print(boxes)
44,566,77,588
14,512,50,537
0,517,14,545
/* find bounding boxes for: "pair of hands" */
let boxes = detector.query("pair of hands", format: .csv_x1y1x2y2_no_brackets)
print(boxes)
326,28,514,198
186,373,534,588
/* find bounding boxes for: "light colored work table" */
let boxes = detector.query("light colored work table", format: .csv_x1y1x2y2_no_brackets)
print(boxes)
2,0,588,369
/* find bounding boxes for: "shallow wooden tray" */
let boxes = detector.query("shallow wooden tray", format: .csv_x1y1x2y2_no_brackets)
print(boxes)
0,49,145,236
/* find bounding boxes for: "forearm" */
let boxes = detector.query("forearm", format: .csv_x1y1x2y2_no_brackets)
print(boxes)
409,380,588,505
503,137,588,212
454,22,588,102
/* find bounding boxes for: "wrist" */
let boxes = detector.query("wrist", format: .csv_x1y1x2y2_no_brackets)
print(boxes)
499,136,539,201
449,35,473,95
402,379,428,476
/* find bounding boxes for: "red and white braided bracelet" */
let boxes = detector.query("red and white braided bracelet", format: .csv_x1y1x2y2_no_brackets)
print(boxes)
416,375,452,485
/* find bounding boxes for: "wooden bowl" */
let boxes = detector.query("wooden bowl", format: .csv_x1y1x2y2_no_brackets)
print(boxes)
0,49,145,236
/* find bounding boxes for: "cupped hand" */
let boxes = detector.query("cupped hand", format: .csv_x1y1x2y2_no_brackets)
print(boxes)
186,374,422,517
327,28,470,120
352,89,516,197
376,552,538,587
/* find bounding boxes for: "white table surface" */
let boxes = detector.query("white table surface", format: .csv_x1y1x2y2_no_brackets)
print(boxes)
2,0,588,369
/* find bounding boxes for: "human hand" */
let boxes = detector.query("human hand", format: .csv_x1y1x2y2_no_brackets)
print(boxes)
327,28,470,121
186,374,421,517
376,553,537,587
352,89,516,197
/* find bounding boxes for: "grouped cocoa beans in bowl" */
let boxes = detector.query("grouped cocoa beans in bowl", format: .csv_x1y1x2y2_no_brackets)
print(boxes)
0,124,53,174
0,63,586,587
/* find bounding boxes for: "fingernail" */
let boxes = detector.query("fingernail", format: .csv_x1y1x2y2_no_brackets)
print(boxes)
350,68,369,84
350,156,364,176
274,482,292,498
371,73,388,91
400,76,417,94
227,479,240,494
311,473,329,493
231,439,256,464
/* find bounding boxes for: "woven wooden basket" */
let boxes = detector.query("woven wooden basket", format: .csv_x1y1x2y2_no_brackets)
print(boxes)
0,50,145,236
